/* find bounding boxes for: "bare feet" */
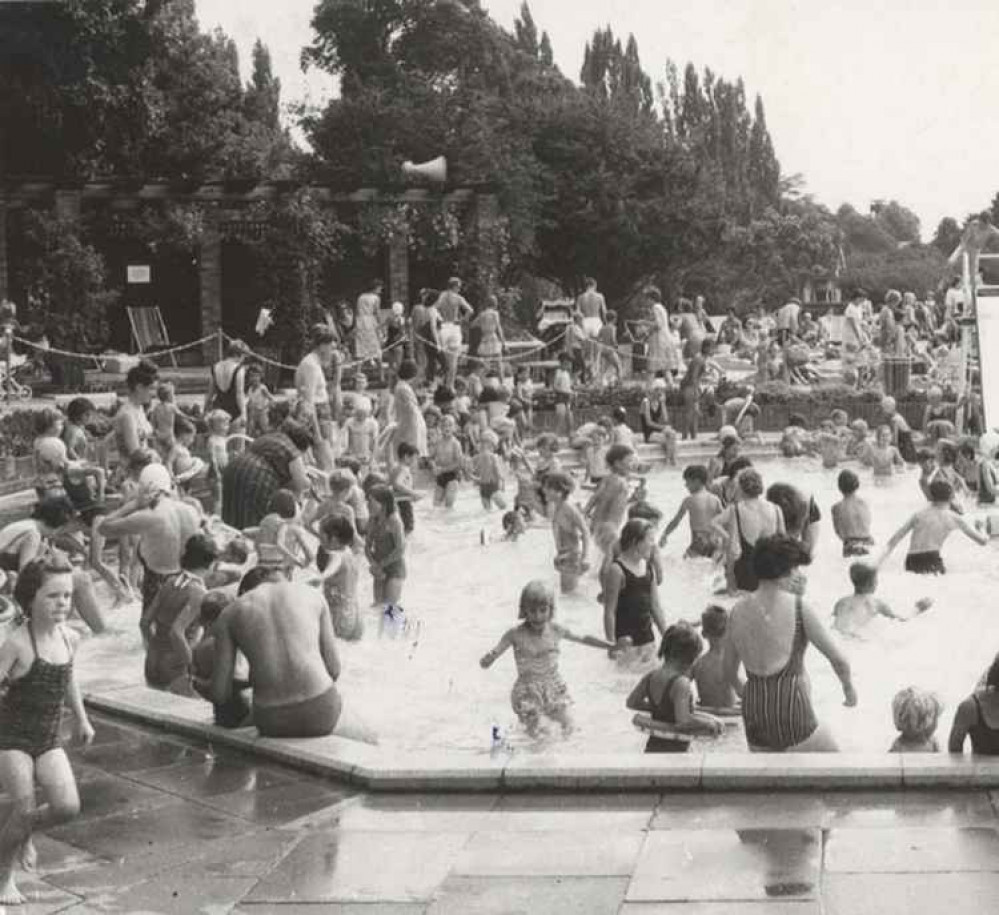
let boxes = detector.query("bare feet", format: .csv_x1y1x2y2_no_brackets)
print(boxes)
0,870,26,904
18,838,36,873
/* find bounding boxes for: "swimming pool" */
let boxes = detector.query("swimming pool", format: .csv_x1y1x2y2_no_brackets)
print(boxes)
74,456,999,756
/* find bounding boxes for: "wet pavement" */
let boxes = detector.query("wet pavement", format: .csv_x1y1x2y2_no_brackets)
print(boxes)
3,713,999,913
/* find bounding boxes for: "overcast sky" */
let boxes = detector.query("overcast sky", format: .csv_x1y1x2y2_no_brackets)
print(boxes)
196,0,999,237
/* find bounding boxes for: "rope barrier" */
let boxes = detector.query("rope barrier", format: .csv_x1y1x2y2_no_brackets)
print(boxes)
412,329,567,367
222,331,409,373
12,332,219,365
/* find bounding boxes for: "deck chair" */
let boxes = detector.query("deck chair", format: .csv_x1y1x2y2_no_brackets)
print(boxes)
127,306,177,367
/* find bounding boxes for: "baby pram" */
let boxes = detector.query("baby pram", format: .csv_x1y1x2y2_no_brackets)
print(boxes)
0,345,33,402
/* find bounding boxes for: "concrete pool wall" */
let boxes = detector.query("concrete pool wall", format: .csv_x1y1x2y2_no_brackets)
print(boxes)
83,682,999,794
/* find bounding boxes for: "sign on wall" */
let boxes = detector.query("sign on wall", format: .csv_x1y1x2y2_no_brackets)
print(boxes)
127,265,151,284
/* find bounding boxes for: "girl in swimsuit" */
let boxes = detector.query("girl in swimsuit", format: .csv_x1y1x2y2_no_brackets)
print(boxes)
723,535,856,753
543,472,590,594
317,514,362,641
626,623,723,753
365,485,407,621
0,554,94,904
602,519,667,660
480,580,621,737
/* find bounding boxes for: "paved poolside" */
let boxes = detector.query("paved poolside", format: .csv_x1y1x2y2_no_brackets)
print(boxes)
6,714,998,914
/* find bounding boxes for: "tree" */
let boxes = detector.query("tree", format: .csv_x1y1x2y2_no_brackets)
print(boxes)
747,95,780,209
245,39,281,129
870,199,921,244
837,204,897,255
0,0,293,180
932,217,963,257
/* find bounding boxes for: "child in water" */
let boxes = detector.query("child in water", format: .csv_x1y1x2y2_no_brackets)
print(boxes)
191,590,252,728
365,484,407,621
889,687,943,753
833,563,904,637
862,424,904,477
626,622,724,753
692,605,741,710
469,429,506,511
659,464,722,558
544,471,590,593
248,489,313,579
317,514,362,641
480,580,622,737
832,469,874,557
879,479,987,575
0,554,94,904
431,414,464,508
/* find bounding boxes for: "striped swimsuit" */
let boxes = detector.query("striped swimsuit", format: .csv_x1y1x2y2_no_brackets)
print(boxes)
742,597,818,751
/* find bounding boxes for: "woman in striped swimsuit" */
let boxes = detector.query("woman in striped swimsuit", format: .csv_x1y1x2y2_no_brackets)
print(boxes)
723,535,857,752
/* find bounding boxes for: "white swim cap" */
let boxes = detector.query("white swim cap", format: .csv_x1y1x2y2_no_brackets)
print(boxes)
718,424,739,442
392,301,404,317
139,463,173,497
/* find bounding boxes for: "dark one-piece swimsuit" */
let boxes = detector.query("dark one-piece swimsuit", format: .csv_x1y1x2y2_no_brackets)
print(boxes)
0,623,72,758
614,560,655,648
645,674,690,753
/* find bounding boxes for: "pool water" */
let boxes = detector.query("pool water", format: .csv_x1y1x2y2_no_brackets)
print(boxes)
75,457,999,756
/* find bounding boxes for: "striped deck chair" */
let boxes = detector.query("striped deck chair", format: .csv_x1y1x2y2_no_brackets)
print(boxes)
127,306,177,367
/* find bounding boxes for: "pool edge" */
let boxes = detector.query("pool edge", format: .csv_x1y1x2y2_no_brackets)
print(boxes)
83,687,999,793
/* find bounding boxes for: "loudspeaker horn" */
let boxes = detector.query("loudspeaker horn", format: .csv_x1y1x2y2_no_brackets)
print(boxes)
402,156,447,183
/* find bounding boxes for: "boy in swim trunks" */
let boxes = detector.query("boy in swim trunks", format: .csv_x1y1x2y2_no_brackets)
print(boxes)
832,469,874,557
692,605,741,710
878,479,988,575
659,464,722,558
431,414,464,508
585,444,634,578
833,563,903,637
544,472,590,593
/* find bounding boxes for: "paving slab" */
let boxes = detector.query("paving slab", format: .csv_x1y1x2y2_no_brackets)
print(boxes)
825,825,999,873
235,905,426,915
452,829,644,877
489,791,657,830
622,905,821,914
652,793,827,830
48,795,256,861
192,776,355,826
824,873,999,915
427,875,629,914
627,829,821,902
0,874,83,915
123,753,301,800
327,793,499,832
78,873,258,914
246,831,470,903
820,790,998,828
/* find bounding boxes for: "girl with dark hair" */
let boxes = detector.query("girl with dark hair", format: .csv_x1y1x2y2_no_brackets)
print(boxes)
365,485,407,622
724,535,856,753
0,554,93,904
713,468,785,593
602,518,667,660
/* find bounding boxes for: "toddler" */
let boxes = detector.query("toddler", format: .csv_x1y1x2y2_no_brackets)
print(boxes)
889,687,943,753
244,364,273,437
167,415,207,490
191,590,251,728
431,414,464,508
626,622,723,753
480,580,618,738
62,397,96,462
502,508,528,541
206,409,232,514
469,429,506,511
544,471,590,593
346,399,379,466
365,484,407,623
389,443,421,535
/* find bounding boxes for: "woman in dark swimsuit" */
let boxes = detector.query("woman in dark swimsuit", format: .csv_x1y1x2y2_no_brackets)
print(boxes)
724,535,857,752
949,653,999,755
714,468,784,593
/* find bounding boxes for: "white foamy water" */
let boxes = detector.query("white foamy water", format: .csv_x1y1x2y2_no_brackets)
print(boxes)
74,457,999,756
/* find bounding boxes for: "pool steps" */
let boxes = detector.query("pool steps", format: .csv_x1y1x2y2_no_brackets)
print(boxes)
83,684,999,793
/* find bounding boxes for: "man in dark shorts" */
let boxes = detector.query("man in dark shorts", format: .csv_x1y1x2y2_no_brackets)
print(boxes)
210,580,345,739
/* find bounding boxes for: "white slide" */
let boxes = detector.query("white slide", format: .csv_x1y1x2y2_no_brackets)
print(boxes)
976,254,999,431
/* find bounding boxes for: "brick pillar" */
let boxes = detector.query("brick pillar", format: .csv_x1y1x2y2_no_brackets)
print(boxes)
0,197,7,301
54,189,81,224
199,214,222,364
387,229,409,306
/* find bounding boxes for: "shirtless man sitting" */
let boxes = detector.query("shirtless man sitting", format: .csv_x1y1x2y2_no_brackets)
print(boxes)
209,580,347,739
877,479,988,575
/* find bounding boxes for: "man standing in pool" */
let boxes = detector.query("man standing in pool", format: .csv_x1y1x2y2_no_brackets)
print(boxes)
877,480,988,575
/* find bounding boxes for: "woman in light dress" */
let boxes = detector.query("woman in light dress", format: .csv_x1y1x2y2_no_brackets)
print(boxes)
472,295,506,368
354,279,383,364
645,287,679,377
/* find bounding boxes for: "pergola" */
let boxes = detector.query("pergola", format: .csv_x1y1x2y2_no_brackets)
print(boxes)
0,178,499,360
